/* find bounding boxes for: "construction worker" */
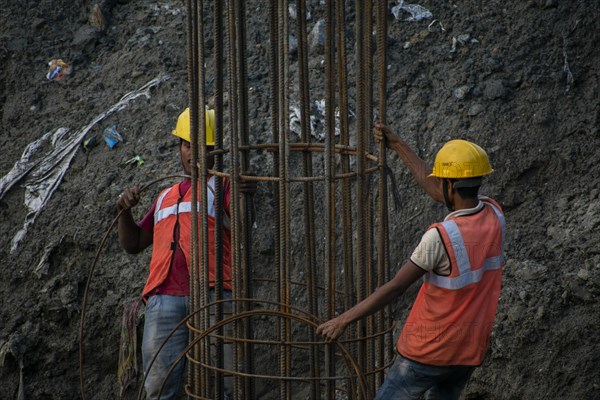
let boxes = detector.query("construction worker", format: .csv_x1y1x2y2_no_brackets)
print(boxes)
117,108,254,399
317,122,505,400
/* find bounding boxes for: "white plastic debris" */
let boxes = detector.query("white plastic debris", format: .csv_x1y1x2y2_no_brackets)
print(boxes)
392,1,433,22
288,4,311,20
451,34,479,52
0,74,169,254
562,37,574,94
289,99,353,141
428,19,445,32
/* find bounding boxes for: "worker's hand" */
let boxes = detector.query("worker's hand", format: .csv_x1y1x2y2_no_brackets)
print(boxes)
374,122,402,148
116,186,141,211
316,316,348,343
238,171,257,196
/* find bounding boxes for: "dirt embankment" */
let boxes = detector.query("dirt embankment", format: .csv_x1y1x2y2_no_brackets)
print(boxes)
1,1,599,399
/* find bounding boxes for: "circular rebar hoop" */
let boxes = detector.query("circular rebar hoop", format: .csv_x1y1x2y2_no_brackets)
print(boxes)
152,299,376,400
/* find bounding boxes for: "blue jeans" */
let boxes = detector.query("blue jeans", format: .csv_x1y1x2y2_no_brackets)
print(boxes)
374,354,475,400
142,293,233,400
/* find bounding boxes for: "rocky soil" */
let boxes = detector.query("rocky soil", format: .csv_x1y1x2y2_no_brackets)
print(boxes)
1,0,599,399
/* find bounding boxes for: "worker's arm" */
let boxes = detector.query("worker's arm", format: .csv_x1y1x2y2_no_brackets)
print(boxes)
374,122,444,203
116,185,153,254
316,261,426,342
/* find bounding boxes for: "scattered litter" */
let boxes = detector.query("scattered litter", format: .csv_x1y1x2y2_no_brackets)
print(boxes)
451,34,480,52
427,19,445,32
288,4,311,20
562,35,574,94
83,133,99,151
289,99,354,141
123,155,144,167
458,34,479,45
0,74,170,253
46,59,72,81
103,125,124,148
391,1,433,22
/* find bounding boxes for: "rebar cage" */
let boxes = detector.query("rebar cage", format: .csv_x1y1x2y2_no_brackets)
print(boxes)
175,1,393,399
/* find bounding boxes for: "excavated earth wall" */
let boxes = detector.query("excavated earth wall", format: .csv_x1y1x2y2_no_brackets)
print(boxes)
1,0,599,399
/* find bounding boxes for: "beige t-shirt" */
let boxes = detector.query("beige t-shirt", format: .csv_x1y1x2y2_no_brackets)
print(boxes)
410,200,486,275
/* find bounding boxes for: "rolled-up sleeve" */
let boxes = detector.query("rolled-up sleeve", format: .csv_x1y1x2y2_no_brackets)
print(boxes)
409,228,450,275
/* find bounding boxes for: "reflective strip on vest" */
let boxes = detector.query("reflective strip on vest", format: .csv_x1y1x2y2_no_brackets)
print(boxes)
153,177,230,228
423,202,505,290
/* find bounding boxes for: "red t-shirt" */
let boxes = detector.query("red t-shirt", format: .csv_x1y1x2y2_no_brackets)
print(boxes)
139,178,231,297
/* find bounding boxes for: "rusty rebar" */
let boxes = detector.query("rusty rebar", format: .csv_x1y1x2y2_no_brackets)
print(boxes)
375,0,390,388
224,0,244,397
237,0,256,394
336,0,356,369
295,0,321,397
186,0,202,395
213,0,226,397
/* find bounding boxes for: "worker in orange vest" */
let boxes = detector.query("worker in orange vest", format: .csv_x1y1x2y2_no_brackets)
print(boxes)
317,122,505,400
117,108,254,400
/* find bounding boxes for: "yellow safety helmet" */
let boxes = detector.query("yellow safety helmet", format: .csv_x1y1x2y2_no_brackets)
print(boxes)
172,107,216,146
429,139,493,180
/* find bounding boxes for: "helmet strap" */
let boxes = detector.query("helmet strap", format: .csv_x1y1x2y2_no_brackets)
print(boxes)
443,179,454,212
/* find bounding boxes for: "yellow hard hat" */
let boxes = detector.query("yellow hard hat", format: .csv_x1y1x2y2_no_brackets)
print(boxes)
429,139,493,179
172,107,216,146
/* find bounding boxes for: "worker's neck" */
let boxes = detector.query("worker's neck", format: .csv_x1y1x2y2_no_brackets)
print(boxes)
452,196,479,211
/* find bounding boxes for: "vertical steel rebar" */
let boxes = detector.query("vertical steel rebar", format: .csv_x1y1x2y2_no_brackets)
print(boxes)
324,2,337,398
362,0,376,393
375,0,390,388
335,4,357,395
185,0,201,395
224,0,244,398
212,0,226,397
276,1,291,398
195,2,211,397
295,0,320,398
266,1,283,396
354,1,369,395
233,0,255,397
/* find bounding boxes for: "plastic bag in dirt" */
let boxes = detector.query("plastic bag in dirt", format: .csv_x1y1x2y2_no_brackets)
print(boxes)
392,1,433,22
103,125,124,148
289,99,351,141
0,74,169,254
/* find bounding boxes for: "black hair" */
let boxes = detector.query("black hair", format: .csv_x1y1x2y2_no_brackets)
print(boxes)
447,178,481,199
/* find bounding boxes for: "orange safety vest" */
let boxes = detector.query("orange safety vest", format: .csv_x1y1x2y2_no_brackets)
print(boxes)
398,197,505,366
142,176,232,300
